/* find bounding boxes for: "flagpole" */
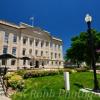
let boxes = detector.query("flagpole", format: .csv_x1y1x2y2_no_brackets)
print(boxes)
30,17,34,27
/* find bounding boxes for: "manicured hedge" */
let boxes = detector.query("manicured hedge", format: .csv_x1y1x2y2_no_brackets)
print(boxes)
23,70,62,79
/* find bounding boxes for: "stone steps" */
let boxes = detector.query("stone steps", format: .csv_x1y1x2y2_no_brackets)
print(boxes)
0,77,5,96
0,91,4,95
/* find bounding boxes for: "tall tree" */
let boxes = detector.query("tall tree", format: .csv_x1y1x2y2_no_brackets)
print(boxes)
65,29,100,67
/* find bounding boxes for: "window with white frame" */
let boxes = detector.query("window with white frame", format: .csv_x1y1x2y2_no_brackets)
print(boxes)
23,37,27,45
59,62,61,65
35,40,39,47
3,45,8,54
30,61,33,66
50,41,53,48
41,51,43,56
35,50,38,56
51,52,53,59
29,49,32,55
13,34,17,43
59,53,61,58
4,33,9,43
11,60,16,65
55,53,57,58
58,45,60,50
12,47,16,55
2,59,5,65
22,48,26,55
23,60,26,65
41,41,44,48
55,44,57,50
46,42,49,47
30,39,33,46
46,51,48,56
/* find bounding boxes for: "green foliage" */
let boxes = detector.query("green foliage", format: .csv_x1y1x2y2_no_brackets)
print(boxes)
11,72,100,100
75,68,89,72
65,29,100,67
16,70,26,76
5,72,25,90
23,70,63,79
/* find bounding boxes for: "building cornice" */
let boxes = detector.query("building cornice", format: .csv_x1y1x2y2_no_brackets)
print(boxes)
52,37,62,42
0,20,63,42
0,20,20,29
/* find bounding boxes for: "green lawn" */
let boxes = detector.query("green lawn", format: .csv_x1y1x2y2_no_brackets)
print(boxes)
11,72,100,100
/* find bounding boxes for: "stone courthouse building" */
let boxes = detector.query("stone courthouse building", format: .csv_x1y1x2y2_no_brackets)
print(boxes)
0,20,63,70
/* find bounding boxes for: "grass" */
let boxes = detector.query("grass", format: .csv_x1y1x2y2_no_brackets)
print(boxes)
11,72,100,100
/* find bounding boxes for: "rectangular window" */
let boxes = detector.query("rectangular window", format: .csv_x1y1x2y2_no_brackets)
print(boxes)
2,59,5,65
22,48,26,55
23,60,26,65
3,45,8,54
46,51,48,56
46,42,49,47
4,33,9,43
41,51,43,56
23,38,27,45
52,61,53,65
13,34,17,43
41,41,44,48
30,40,33,45
35,50,38,56
59,62,61,65
55,53,57,58
35,41,39,47
58,45,60,50
30,61,33,66
51,52,53,59
11,60,16,65
59,53,61,58
50,41,52,48
29,49,32,55
55,44,56,50
12,47,16,55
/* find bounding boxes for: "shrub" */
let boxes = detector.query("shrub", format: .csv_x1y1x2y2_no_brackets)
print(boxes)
63,68,77,74
5,72,16,80
75,68,89,72
23,70,62,79
16,70,26,76
5,73,24,91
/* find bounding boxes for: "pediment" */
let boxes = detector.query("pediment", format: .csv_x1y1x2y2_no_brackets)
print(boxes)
32,28,52,41
20,23,52,41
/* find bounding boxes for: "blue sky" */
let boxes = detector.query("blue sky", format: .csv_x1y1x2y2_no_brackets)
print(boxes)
0,0,100,54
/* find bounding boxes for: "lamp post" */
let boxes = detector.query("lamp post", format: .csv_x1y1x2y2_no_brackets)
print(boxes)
85,14,99,91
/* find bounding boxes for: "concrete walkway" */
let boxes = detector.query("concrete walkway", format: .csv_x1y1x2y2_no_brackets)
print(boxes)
0,96,11,100
90,70,100,74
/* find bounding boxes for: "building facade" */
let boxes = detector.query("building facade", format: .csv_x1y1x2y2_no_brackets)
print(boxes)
0,20,63,70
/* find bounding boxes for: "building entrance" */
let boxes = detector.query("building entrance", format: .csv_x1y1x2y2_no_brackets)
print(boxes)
35,61,39,68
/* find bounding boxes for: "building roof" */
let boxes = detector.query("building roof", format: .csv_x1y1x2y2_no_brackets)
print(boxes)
0,19,62,42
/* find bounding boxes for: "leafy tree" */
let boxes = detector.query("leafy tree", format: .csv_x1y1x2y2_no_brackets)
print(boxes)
65,29,100,67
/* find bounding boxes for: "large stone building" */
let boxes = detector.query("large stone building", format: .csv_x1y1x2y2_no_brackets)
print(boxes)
0,20,63,70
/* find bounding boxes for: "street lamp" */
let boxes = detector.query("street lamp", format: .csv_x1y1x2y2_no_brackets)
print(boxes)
85,14,99,91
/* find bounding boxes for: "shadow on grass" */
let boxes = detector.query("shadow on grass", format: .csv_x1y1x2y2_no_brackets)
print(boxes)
74,83,84,88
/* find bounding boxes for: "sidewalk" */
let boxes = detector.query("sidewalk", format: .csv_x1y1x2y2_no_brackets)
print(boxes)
90,70,100,74
0,96,11,100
